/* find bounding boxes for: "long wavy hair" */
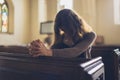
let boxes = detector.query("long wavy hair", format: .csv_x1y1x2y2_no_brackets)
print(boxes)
53,9,93,46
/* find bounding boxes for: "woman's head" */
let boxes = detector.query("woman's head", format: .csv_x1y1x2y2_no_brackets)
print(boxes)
54,9,82,37
53,9,92,46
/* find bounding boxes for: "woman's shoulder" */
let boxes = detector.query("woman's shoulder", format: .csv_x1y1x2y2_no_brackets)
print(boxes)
75,31,96,44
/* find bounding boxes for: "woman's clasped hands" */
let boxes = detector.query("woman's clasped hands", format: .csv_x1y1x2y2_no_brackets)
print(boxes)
29,39,52,57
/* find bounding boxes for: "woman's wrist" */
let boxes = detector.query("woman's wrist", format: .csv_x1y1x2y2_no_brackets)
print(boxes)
47,49,53,56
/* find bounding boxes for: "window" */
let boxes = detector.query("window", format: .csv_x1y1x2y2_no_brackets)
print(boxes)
0,0,8,33
40,21,54,34
57,0,73,11
114,0,120,24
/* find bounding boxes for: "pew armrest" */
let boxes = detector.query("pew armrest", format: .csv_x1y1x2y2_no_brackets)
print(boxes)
80,57,104,80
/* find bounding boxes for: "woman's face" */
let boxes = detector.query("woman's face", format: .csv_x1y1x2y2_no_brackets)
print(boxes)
60,29,74,46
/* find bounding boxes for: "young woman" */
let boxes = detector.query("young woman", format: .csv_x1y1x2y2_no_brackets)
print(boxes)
29,9,96,58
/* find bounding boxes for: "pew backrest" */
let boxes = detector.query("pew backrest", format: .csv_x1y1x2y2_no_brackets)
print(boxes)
0,52,104,80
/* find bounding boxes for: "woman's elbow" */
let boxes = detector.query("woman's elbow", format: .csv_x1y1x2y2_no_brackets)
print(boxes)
86,31,97,45
92,31,97,41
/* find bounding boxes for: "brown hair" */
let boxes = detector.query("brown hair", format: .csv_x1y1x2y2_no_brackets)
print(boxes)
53,9,92,45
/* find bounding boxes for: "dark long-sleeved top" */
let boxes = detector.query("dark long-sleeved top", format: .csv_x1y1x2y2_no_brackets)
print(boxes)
51,32,96,58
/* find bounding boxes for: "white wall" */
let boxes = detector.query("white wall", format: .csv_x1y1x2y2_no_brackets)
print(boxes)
30,0,57,42
96,0,120,45
0,0,30,45
74,0,97,31
0,0,120,45
74,0,120,45
30,0,48,42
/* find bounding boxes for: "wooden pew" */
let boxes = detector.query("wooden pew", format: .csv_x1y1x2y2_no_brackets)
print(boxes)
0,45,29,54
91,45,120,80
0,52,104,80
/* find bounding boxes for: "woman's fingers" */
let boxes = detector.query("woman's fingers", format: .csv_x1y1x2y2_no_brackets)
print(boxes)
29,43,39,55
28,39,49,57
30,50,45,57
30,39,41,47
32,53,45,57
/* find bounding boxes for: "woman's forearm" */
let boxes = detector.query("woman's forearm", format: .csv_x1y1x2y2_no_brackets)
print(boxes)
52,32,96,58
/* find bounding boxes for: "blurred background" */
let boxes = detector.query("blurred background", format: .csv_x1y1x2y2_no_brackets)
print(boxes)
0,0,120,47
